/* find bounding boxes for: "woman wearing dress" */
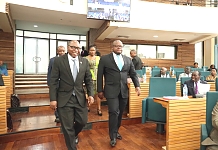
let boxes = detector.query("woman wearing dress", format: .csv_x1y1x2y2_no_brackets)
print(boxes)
86,45,102,116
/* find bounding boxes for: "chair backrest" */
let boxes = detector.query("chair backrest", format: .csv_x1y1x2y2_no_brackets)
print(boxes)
152,70,160,77
191,68,203,72
176,71,184,81
135,70,143,78
200,71,210,80
180,77,191,85
174,68,184,72
142,67,146,75
206,92,218,134
149,77,176,97
152,68,160,71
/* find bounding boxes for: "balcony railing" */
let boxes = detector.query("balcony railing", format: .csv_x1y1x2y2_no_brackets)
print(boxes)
142,0,218,7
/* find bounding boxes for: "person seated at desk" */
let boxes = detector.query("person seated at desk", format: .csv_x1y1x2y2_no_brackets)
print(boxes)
154,67,170,78
184,71,207,97
202,101,218,150
207,64,216,71
178,67,192,81
206,68,217,81
193,62,199,68
0,60,8,76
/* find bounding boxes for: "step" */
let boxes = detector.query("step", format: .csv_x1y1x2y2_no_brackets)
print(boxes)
15,81,47,85
16,75,47,78
15,84,48,89
15,78,47,81
15,88,49,94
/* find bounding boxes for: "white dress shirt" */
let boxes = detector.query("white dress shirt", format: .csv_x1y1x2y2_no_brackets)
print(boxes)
161,74,170,78
112,52,124,69
68,54,79,76
178,73,192,81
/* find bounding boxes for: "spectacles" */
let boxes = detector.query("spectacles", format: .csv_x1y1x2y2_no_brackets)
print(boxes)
113,45,123,48
69,46,81,50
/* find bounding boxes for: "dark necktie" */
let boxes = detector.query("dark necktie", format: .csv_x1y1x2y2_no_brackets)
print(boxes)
195,82,198,94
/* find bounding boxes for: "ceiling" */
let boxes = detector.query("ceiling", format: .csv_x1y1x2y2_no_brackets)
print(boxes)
0,3,217,43
97,26,218,44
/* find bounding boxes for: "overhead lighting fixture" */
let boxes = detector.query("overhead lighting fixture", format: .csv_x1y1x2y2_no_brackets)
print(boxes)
34,25,38,28
153,35,158,38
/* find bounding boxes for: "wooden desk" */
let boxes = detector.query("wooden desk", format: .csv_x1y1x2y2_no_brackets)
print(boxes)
0,86,7,134
128,83,149,118
154,97,206,150
208,82,216,91
2,76,13,108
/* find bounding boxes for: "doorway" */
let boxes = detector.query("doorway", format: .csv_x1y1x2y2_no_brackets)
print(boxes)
24,38,49,74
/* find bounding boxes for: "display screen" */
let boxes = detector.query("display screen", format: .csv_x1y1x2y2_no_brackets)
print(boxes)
87,0,131,22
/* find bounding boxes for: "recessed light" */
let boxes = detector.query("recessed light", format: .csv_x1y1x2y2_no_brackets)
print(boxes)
34,25,38,27
153,35,158,38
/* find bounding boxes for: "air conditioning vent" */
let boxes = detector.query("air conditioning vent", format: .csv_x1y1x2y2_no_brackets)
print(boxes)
117,35,130,39
173,38,185,42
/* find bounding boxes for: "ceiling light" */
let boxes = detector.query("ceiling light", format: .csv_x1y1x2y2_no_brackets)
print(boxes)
153,35,158,38
34,25,38,27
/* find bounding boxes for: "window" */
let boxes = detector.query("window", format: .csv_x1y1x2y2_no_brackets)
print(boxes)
24,31,49,38
123,44,136,58
57,34,79,40
157,46,175,59
138,45,156,59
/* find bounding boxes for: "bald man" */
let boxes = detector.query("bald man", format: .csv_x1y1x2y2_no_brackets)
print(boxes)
49,40,94,150
154,67,170,78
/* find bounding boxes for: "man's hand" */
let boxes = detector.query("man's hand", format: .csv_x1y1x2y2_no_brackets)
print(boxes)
87,96,94,105
98,92,104,99
50,101,57,110
135,87,141,96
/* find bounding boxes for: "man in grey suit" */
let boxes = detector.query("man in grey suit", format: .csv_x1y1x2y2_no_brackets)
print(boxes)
97,40,141,147
49,40,94,150
130,49,142,70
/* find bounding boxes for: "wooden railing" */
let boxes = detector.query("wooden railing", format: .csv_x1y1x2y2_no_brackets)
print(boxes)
142,0,218,7
0,86,7,134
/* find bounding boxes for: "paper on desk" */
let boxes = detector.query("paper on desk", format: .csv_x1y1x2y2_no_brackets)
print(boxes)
163,96,188,100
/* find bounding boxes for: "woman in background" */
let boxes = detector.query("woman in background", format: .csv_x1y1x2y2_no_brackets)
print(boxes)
86,45,102,116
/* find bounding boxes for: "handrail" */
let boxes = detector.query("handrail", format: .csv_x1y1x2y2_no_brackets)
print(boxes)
143,0,218,7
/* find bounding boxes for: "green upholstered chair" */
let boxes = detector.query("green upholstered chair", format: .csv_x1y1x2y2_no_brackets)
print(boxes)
191,68,203,72
200,71,210,81
142,67,146,75
151,70,160,77
200,91,218,150
135,70,143,78
174,68,184,72
142,77,176,133
176,71,184,81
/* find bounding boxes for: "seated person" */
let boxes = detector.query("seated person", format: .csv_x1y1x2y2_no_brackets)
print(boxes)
178,67,192,81
193,62,199,68
0,60,8,76
207,64,216,71
206,68,217,81
184,71,207,97
201,101,218,150
154,67,170,78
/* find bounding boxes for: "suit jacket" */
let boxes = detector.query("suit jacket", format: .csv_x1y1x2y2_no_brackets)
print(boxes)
81,50,88,57
47,57,56,86
184,79,207,97
49,54,93,107
97,53,140,99
132,56,142,70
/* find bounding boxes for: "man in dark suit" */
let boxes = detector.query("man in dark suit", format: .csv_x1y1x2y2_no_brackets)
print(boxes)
184,71,207,97
49,40,94,150
154,67,170,78
130,49,142,70
47,46,66,123
80,46,88,57
97,40,140,147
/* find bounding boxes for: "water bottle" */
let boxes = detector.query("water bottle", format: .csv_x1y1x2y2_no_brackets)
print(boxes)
183,84,188,98
172,70,175,76
143,74,146,83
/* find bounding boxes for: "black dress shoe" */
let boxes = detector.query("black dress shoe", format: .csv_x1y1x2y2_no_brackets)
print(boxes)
117,132,122,140
75,136,79,144
110,139,116,147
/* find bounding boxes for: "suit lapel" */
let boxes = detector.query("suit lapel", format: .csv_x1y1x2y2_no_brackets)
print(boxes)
109,53,120,71
121,55,127,71
77,56,83,80
63,54,74,82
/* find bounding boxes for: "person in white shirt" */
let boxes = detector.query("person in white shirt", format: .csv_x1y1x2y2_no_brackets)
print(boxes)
178,67,192,81
154,67,170,78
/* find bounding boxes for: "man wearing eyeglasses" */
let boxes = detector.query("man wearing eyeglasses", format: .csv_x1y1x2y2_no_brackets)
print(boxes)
49,40,94,150
97,40,140,147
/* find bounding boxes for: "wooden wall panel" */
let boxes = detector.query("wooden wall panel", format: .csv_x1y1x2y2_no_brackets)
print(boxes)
0,32,14,70
94,39,195,69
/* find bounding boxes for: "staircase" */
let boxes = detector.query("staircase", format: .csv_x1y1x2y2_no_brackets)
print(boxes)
15,74,49,95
